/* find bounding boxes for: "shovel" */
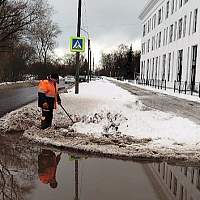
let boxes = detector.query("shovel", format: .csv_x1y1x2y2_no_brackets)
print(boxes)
60,104,74,124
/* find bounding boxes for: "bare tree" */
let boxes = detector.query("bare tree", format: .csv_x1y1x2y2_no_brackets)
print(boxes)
0,0,47,48
30,19,61,64
100,44,141,78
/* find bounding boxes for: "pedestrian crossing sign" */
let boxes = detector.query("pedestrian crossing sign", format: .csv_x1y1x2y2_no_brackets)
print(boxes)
70,36,85,53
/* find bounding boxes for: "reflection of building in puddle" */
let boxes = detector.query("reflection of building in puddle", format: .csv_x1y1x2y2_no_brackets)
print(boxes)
144,163,200,200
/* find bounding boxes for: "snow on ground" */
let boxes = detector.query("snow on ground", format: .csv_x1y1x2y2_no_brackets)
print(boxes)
60,79,200,149
1,78,200,162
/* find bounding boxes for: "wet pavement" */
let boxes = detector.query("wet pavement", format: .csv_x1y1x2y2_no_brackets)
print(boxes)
0,80,72,118
1,134,200,200
0,87,37,117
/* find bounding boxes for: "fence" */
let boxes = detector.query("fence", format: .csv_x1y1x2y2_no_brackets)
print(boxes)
136,79,167,90
136,79,200,98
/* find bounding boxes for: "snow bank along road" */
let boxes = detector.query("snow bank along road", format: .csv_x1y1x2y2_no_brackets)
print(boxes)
1,79,200,164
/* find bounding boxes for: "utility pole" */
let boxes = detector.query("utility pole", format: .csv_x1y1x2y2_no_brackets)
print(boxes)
80,28,90,83
93,57,95,75
89,50,92,81
87,39,90,82
75,0,82,94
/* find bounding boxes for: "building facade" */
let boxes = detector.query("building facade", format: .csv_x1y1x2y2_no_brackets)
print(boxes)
145,162,200,200
139,0,200,89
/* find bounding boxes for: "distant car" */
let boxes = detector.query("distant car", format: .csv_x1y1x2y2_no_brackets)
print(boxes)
117,77,124,81
65,76,75,84
79,75,86,82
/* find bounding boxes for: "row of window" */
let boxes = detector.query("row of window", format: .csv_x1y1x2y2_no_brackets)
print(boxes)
141,8,198,55
143,0,189,37
141,45,198,83
141,52,176,81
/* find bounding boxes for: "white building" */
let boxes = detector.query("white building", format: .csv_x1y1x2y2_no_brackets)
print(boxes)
139,0,200,90
145,162,200,200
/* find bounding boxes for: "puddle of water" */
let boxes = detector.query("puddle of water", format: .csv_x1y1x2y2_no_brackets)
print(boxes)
0,135,200,200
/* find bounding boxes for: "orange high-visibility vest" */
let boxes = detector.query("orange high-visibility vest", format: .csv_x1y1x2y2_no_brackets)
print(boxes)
38,80,58,109
39,166,57,184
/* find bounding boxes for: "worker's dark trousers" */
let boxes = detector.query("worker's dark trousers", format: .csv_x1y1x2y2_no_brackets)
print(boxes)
41,109,53,129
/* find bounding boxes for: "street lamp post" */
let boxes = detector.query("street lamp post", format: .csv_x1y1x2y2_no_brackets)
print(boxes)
80,28,90,83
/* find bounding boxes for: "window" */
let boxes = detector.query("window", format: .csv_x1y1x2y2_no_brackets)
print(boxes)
163,29,166,46
158,9,162,25
193,9,198,33
173,176,177,196
183,15,187,37
177,49,183,82
166,27,168,44
147,59,150,80
184,167,188,176
178,18,183,39
155,57,158,79
174,21,177,40
175,0,178,11
152,36,155,51
188,11,192,35
180,185,184,200
196,169,200,190
179,0,183,8
142,43,146,55
169,24,174,43
150,18,152,31
156,33,159,49
171,0,175,14
152,58,155,79
143,24,146,36
162,54,166,80
142,61,145,79
158,32,162,48
147,40,150,53
162,163,166,179
167,53,171,81
147,39,150,53
152,14,156,30
166,1,170,19
191,168,194,184
148,20,150,33
169,171,172,189
186,47,190,81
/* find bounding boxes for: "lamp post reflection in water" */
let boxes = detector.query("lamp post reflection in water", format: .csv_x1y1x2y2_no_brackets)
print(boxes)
74,159,79,200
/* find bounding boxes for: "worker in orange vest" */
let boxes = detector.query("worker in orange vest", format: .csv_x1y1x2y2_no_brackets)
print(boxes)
38,73,61,129
38,149,62,188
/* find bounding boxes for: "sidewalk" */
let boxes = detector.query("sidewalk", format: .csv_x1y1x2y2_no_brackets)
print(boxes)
109,78,200,125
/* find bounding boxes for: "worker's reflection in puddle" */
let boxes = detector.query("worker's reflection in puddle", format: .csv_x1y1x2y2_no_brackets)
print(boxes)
38,149,62,189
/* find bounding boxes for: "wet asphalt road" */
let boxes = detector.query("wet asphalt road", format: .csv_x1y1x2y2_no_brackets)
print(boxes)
111,80,200,125
0,87,38,117
0,80,73,117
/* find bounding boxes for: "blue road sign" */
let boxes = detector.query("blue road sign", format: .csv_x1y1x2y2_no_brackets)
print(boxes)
70,36,85,52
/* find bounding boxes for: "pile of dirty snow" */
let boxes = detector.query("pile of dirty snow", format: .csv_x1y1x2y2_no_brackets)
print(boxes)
0,104,40,132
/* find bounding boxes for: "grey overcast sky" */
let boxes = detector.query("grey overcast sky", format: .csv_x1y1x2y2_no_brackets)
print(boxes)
48,0,148,64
